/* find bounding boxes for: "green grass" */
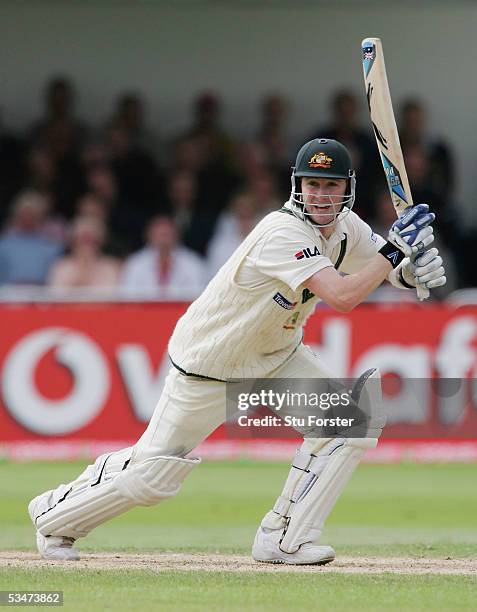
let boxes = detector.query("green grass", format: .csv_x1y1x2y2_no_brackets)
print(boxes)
2,461,476,556
0,570,476,612
1,461,476,610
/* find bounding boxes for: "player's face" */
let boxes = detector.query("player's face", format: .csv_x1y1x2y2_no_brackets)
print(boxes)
301,177,348,226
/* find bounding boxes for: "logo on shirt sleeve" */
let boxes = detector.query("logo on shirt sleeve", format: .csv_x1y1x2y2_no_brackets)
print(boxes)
295,246,320,260
301,288,315,304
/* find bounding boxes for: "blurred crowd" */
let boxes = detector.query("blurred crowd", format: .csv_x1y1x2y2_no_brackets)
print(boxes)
0,76,472,300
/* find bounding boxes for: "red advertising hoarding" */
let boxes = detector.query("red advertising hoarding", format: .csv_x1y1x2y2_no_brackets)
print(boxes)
1,302,476,461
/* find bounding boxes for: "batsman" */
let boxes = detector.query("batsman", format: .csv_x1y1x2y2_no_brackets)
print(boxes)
29,138,446,564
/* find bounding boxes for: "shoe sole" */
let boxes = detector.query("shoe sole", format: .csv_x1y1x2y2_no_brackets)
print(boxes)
40,553,80,561
254,555,335,566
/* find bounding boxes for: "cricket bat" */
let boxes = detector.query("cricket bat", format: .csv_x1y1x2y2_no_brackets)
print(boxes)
361,37,429,300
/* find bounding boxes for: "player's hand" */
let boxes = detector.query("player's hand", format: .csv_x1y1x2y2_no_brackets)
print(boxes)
401,247,447,289
388,203,435,257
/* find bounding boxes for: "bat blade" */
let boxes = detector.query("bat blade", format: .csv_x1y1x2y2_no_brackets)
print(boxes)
362,36,429,300
362,37,413,215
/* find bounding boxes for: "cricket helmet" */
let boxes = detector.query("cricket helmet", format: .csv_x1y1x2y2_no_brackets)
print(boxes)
290,138,356,227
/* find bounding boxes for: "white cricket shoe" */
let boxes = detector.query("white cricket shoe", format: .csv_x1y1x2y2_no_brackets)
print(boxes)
252,527,335,565
35,532,80,561
28,495,80,561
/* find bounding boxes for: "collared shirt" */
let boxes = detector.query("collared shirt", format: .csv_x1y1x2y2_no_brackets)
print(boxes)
169,202,387,380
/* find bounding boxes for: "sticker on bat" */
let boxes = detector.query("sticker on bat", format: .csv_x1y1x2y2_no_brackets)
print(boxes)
380,152,408,204
362,40,376,78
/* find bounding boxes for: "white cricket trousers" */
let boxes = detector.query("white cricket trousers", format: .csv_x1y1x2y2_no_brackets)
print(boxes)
131,343,334,462
49,344,334,500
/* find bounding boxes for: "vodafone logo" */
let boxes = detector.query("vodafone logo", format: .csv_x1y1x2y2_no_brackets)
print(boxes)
1,307,476,443
310,315,477,425
2,328,110,435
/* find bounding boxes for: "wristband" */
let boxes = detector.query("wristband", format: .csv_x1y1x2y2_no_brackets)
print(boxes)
378,241,405,269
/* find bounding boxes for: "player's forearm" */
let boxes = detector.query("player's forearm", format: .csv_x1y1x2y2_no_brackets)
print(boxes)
306,254,392,312
339,255,393,309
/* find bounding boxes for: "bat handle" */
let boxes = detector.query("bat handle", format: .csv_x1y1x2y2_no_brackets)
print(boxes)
416,284,429,301
410,251,430,301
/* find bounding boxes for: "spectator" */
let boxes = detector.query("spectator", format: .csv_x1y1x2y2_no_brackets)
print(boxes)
23,150,69,246
309,88,381,220
2,189,66,244
185,91,237,171
206,193,259,279
170,135,238,253
26,146,57,196
166,169,197,234
256,93,291,196
404,144,457,251
84,162,138,254
84,163,117,206
48,216,121,290
107,123,165,222
76,192,110,224
258,94,288,154
180,92,240,215
236,142,282,212
164,169,205,253
173,136,208,175
237,141,268,184
75,192,123,256
241,168,281,216
0,114,26,227
29,76,87,218
120,215,206,299
0,191,62,285
403,145,460,294
29,76,88,151
399,98,455,200
81,140,110,168
370,185,397,237
109,91,160,158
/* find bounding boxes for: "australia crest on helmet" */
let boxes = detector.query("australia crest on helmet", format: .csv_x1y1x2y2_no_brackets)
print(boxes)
309,152,333,169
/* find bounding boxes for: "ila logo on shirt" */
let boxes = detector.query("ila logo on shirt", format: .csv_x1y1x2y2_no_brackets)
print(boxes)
295,246,320,260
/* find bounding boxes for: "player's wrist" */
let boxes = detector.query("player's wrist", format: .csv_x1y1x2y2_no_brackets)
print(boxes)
378,241,405,269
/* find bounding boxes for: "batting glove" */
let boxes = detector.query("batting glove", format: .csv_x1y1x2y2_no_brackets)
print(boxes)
388,203,435,257
400,247,447,289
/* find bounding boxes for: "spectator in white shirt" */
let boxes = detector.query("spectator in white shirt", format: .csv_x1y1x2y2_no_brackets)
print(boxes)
120,215,206,299
206,193,259,279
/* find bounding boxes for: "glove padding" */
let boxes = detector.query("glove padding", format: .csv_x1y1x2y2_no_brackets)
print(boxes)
401,247,447,289
388,203,435,257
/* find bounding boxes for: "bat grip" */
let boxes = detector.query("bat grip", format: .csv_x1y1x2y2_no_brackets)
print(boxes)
410,251,430,301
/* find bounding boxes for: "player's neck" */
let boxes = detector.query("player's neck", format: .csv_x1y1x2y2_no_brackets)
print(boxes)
319,225,335,240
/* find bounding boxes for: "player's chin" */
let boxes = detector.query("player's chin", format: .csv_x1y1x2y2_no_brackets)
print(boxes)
309,212,335,226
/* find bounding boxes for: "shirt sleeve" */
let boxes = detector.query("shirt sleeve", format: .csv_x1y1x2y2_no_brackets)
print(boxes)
340,215,410,287
339,216,386,275
253,226,334,291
